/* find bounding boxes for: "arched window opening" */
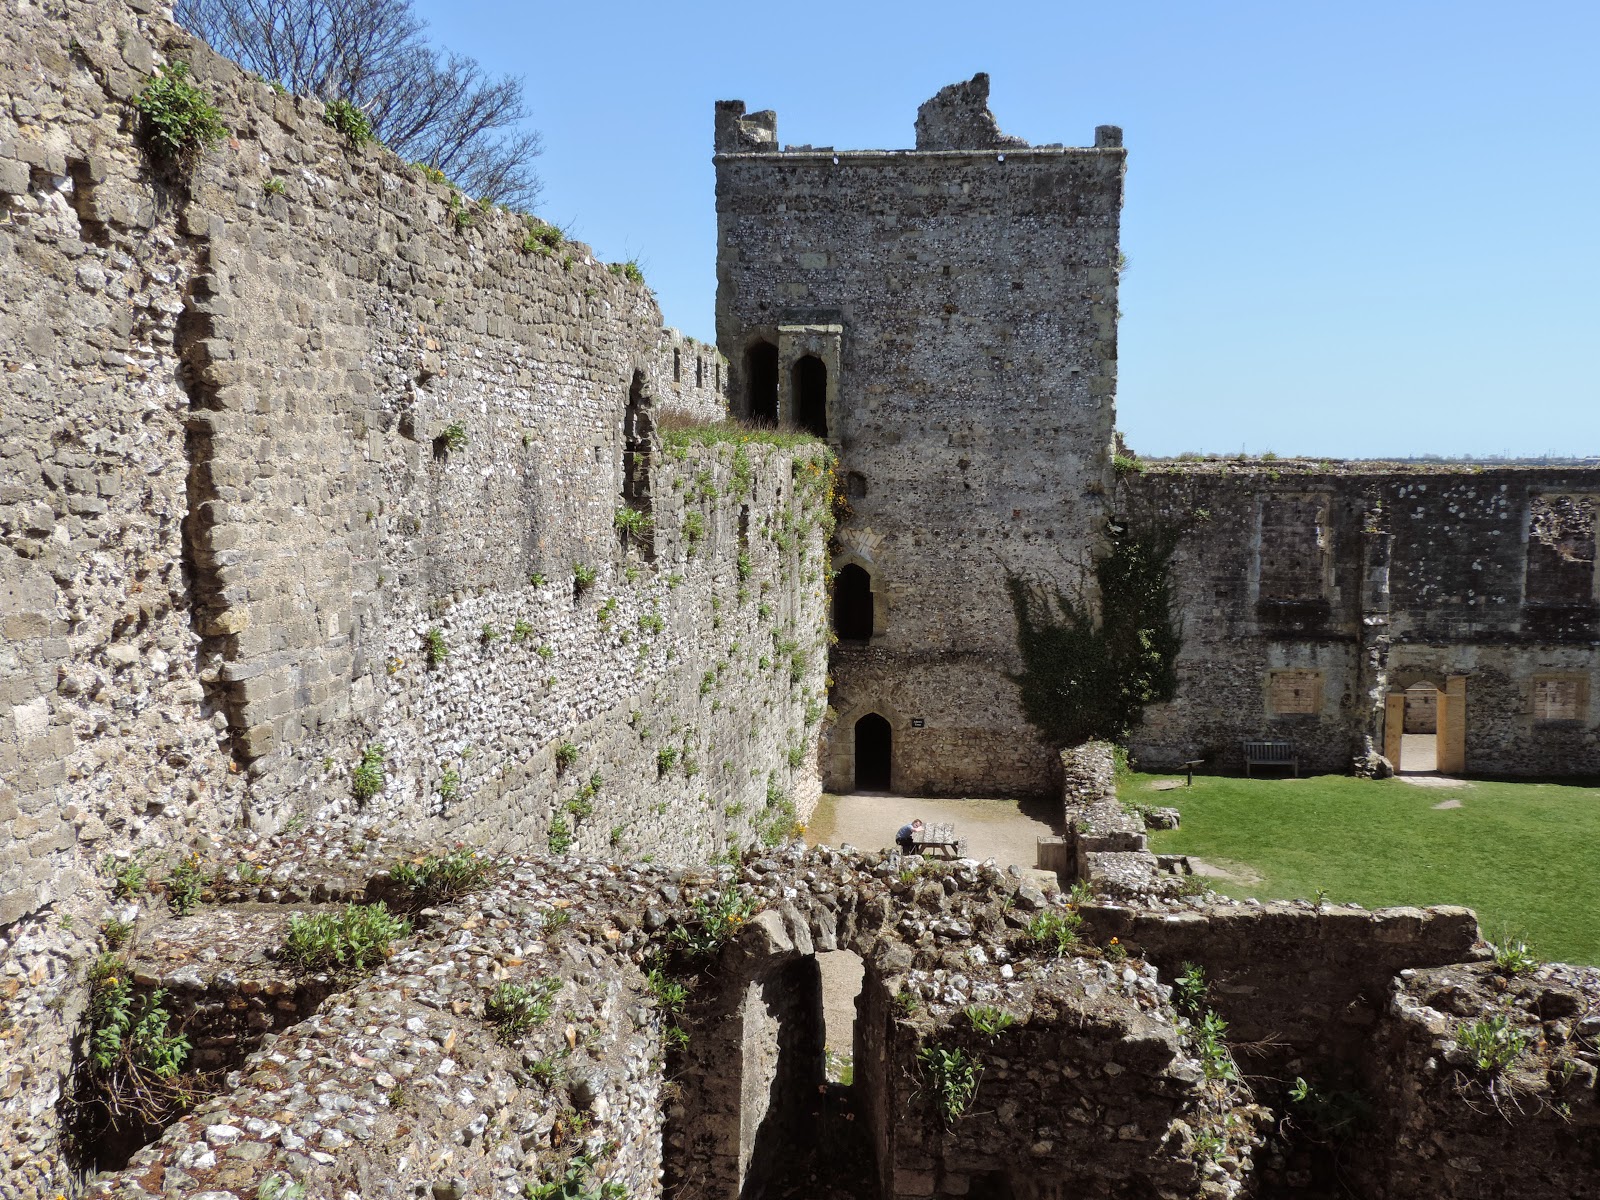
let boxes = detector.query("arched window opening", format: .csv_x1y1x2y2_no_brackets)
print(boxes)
834,564,873,642
747,340,779,424
793,354,828,438
855,713,891,791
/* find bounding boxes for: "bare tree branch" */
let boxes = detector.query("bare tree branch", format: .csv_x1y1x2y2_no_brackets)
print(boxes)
176,0,542,207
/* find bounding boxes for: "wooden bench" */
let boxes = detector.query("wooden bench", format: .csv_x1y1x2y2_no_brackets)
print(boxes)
1242,739,1298,778
914,822,969,860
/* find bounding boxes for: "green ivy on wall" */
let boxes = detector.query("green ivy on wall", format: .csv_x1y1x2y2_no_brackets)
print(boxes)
1007,514,1183,747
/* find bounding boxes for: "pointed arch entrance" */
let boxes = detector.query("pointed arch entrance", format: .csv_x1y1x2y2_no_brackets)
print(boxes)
855,713,892,791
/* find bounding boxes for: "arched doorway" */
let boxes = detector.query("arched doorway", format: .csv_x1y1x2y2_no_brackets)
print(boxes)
834,564,873,642
855,713,891,791
793,355,828,438
747,341,779,425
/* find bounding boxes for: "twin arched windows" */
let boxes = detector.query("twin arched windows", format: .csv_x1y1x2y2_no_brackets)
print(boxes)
744,342,828,437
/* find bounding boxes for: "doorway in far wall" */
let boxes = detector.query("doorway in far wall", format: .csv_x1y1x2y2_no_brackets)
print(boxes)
854,713,891,791
834,563,873,642
1400,682,1438,773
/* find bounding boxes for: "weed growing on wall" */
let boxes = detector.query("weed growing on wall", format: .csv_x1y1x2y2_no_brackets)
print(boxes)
918,1045,981,1123
614,507,652,540
133,62,227,164
1286,1075,1370,1144
963,1004,1015,1040
548,817,574,854
67,953,199,1152
352,743,386,802
1018,909,1082,958
1457,1013,1529,1076
163,855,205,916
423,628,449,667
322,97,374,147
104,854,148,899
1490,931,1541,976
281,904,409,975
1171,962,1208,1017
523,1153,626,1200
1007,514,1183,747
389,849,490,906
667,889,757,959
100,918,134,951
484,978,560,1043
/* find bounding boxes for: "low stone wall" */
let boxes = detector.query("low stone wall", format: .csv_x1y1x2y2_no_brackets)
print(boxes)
1083,900,1486,1077
857,954,1264,1200
37,833,1593,1200
1057,743,1170,896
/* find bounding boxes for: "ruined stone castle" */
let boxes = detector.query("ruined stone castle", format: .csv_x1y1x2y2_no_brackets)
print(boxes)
714,74,1600,794
2,4,1598,1198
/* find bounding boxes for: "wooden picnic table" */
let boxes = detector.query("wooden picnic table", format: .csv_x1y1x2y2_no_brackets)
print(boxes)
914,821,969,860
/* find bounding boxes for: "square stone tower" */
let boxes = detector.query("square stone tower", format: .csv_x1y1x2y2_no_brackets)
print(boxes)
714,75,1126,796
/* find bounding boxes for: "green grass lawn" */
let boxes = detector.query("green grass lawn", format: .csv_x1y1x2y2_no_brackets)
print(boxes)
1128,772,1600,966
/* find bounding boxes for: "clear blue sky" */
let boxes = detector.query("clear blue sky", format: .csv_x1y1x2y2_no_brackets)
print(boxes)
411,0,1599,459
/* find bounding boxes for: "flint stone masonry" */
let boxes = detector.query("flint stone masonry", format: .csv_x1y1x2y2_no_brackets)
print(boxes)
716,78,1125,798
7,5,1600,1196
0,0,823,1184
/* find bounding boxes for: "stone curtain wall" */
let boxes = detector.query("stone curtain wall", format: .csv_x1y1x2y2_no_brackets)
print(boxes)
1121,461,1600,776
0,2,827,1179
714,89,1126,797
0,0,828,916
0,0,252,930
657,327,728,419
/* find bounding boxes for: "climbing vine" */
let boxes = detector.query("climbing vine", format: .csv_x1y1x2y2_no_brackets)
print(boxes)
1007,514,1184,747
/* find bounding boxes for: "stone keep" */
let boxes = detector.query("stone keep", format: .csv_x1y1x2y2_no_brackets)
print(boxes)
714,74,1126,796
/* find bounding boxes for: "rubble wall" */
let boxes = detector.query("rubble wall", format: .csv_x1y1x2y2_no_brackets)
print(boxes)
1354,960,1600,1199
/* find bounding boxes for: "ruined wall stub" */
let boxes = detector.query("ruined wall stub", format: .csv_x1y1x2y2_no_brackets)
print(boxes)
714,78,1126,796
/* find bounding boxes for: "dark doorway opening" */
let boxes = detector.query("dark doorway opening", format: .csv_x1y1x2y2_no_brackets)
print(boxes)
793,354,828,438
834,564,873,642
747,340,779,425
855,713,891,791
967,1172,1017,1200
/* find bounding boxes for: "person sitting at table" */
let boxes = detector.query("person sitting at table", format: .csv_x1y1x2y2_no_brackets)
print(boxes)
895,819,924,855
